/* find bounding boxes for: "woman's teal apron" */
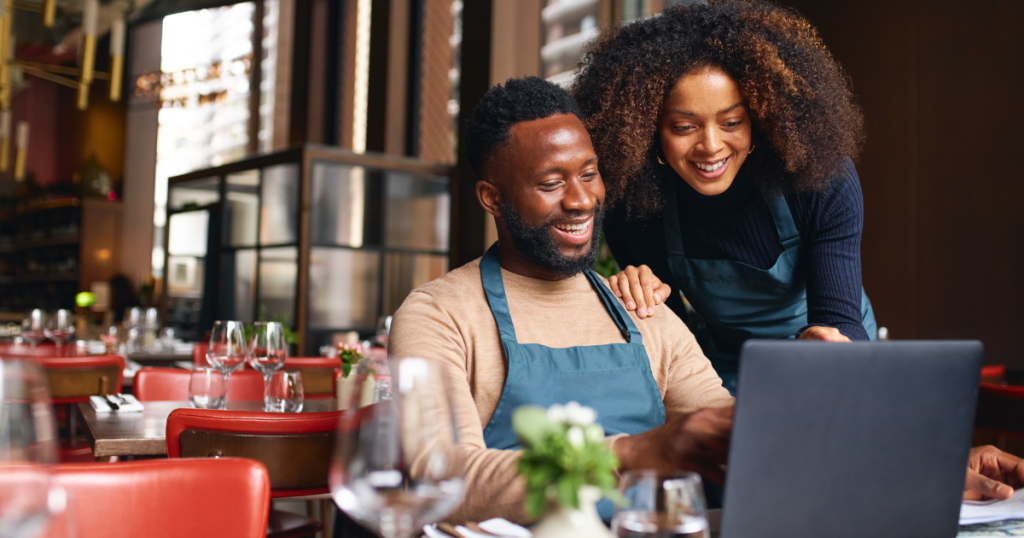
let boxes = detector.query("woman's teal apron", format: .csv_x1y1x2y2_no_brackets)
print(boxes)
479,244,666,519
662,180,877,394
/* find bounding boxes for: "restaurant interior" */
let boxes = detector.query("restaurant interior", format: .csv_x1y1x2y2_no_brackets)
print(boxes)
1,0,1023,537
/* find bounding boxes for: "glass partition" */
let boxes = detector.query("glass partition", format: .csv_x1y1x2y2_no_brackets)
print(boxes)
169,176,220,211
165,146,453,353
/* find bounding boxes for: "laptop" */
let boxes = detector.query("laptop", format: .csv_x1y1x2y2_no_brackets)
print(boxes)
720,340,983,538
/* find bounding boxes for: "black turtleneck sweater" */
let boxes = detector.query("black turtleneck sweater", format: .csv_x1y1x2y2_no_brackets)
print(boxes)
603,157,870,341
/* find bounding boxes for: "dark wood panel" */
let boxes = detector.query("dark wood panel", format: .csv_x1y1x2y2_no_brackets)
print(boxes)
915,0,1024,366
780,0,921,339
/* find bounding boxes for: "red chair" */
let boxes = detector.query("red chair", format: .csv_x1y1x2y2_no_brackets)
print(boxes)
36,355,125,462
134,367,265,402
166,408,346,538
283,357,340,399
981,364,1006,382
50,458,270,538
193,342,210,367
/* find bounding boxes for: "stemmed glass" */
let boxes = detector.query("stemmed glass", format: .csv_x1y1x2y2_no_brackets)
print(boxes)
44,310,76,355
20,310,46,349
330,356,464,538
0,358,59,538
248,322,287,411
206,321,249,392
375,316,392,347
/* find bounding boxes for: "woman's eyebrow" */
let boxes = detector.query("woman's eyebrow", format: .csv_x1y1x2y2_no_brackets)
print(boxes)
669,102,744,116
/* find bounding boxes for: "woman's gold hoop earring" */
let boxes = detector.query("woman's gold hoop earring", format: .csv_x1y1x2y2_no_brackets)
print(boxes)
656,150,668,165
748,143,756,155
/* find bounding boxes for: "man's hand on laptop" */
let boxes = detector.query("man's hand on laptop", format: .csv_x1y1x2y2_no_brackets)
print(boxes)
612,406,733,485
964,445,1024,500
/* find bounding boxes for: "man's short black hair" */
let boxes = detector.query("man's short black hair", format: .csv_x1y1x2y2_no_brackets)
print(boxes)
464,76,583,181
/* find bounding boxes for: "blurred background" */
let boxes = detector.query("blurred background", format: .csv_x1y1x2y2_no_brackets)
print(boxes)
1,0,1021,365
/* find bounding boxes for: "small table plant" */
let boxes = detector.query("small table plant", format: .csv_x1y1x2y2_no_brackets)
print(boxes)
513,402,622,537
336,342,364,378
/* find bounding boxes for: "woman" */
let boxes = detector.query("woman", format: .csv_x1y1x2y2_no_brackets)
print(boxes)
572,0,875,392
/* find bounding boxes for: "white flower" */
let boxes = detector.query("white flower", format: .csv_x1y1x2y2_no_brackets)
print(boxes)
567,426,585,449
585,424,604,443
547,404,567,424
563,401,596,426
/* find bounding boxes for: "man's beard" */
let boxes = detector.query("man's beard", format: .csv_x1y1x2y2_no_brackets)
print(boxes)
499,198,604,278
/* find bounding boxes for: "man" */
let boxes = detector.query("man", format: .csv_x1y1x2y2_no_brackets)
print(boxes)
388,77,1024,524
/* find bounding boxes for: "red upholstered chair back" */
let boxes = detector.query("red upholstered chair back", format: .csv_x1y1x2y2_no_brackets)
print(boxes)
283,357,340,399
192,342,210,367
36,355,125,404
166,408,341,498
981,364,1006,382
48,458,270,538
134,367,265,402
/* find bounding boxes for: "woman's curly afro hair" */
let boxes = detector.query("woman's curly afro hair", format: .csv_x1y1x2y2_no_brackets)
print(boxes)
571,0,864,218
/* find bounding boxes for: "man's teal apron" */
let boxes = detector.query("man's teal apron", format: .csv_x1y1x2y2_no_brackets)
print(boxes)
662,180,877,394
479,244,666,519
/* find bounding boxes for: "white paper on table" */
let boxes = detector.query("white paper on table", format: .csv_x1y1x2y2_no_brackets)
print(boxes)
478,519,532,538
960,489,1024,525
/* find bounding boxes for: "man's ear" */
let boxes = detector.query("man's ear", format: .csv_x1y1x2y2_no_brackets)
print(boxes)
476,180,502,218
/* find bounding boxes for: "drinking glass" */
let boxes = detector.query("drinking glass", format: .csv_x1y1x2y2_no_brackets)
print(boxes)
206,321,249,388
44,310,76,355
188,367,227,410
611,470,709,538
20,310,46,349
0,358,58,538
265,371,303,413
249,322,287,411
375,316,392,347
330,356,464,538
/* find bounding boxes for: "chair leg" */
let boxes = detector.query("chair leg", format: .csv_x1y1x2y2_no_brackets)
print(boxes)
321,499,333,538
306,501,318,538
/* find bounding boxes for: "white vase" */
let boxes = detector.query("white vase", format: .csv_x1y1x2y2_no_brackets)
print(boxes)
531,485,615,538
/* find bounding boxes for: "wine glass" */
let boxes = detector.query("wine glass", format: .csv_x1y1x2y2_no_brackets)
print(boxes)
0,357,58,538
330,356,464,538
265,371,303,413
20,310,46,349
375,316,392,347
44,310,76,355
249,322,287,411
206,321,248,388
611,470,710,538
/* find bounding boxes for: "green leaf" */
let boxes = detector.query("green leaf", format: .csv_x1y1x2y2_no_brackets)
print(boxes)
556,475,581,510
341,361,352,378
513,406,559,447
525,486,547,519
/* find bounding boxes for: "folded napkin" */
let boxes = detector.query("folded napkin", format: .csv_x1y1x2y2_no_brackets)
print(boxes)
424,519,532,538
89,394,145,413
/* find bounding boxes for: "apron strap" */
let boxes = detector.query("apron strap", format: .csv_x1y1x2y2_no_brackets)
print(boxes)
768,193,801,250
585,270,643,345
480,243,519,343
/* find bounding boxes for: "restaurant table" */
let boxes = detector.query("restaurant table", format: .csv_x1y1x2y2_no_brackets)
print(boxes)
76,399,337,458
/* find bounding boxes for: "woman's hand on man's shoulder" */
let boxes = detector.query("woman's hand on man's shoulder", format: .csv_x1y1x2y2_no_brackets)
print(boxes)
608,265,672,319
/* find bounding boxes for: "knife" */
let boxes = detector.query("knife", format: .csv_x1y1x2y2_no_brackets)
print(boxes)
104,394,120,410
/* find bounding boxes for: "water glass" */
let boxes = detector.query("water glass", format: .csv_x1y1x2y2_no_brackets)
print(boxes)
375,316,392,346
0,358,58,538
20,310,46,348
44,310,76,353
612,470,709,538
330,356,464,538
188,367,227,410
249,322,287,411
266,371,303,413
207,321,248,383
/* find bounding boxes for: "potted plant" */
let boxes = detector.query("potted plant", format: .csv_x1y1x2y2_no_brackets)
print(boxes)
513,402,621,538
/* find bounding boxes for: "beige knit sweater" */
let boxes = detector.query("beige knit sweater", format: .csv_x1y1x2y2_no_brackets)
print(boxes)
388,258,733,525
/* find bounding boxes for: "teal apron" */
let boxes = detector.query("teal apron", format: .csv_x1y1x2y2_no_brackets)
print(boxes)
480,244,666,519
662,180,877,395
